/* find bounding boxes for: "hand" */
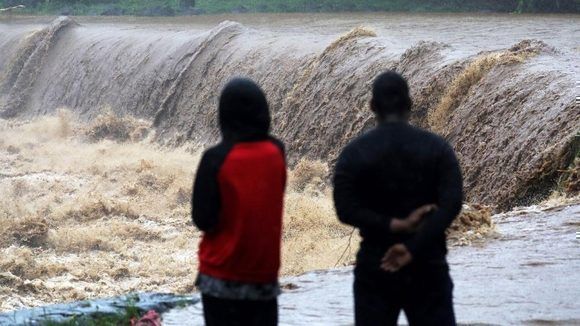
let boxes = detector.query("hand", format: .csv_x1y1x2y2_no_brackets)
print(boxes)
381,244,412,272
390,204,437,233
407,204,437,227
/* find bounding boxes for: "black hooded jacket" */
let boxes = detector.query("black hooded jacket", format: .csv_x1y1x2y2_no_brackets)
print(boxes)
191,78,286,283
192,78,285,231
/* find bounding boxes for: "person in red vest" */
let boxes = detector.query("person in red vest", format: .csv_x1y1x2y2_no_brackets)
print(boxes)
192,78,286,326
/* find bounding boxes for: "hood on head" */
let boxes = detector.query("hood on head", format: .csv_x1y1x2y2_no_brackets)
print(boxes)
219,78,271,142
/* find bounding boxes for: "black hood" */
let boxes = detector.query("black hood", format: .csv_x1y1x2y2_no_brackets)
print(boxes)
219,78,271,142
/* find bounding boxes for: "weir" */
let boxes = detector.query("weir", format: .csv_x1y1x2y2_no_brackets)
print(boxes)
0,15,578,210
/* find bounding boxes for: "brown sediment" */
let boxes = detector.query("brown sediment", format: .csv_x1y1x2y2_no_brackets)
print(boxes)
0,115,352,310
558,150,580,196
85,109,151,143
447,204,494,246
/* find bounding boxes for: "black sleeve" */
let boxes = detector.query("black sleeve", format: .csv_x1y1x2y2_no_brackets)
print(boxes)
405,142,463,258
333,147,393,234
268,136,287,162
191,144,230,232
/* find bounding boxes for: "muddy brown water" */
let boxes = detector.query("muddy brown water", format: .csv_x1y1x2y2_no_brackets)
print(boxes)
1,14,579,208
0,13,579,324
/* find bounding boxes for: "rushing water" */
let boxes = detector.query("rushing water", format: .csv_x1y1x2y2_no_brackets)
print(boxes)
4,13,580,53
0,14,578,207
0,13,579,323
163,203,580,325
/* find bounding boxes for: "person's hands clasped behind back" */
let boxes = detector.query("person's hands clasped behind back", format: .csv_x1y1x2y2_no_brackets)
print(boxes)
334,71,462,325
382,204,438,272
390,204,437,234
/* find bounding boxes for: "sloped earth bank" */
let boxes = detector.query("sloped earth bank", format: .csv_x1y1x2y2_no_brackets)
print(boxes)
1,14,579,209
163,202,580,325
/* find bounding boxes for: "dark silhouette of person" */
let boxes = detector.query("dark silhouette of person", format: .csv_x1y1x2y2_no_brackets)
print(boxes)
192,78,286,326
333,71,463,325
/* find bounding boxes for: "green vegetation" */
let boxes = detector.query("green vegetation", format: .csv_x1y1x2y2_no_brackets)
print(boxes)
39,297,142,326
0,0,578,16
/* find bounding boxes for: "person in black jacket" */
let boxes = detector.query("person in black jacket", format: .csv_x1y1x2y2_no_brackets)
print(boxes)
192,78,287,326
333,71,463,325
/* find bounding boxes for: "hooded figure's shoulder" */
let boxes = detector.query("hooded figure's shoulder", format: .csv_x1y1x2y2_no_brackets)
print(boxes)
204,142,232,156
267,136,286,157
199,142,234,169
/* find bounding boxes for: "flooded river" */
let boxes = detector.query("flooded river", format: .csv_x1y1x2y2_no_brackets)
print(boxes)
1,14,578,207
0,12,578,323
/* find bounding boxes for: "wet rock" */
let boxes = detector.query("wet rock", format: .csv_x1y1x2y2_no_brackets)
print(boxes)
281,283,299,291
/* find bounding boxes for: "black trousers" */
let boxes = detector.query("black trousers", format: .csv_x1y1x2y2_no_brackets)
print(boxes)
354,262,456,326
202,294,278,326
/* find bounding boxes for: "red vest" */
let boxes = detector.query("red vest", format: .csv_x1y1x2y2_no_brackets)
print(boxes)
198,141,286,283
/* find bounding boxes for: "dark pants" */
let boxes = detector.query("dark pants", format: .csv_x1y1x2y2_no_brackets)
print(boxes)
354,262,456,326
202,294,278,326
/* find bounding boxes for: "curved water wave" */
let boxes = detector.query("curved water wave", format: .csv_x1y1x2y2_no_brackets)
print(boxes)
0,16,578,208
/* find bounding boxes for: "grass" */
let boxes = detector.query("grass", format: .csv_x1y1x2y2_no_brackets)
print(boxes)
39,298,141,326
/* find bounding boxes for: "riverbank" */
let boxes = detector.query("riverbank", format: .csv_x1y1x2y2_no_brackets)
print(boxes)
1,0,578,16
